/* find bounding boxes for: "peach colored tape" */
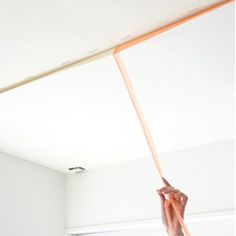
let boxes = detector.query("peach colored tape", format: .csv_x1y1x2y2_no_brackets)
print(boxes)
0,0,232,94
114,0,233,53
113,52,190,236
113,53,164,177
112,2,233,235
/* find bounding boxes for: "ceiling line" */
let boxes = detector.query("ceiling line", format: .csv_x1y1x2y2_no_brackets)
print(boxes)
0,48,114,93
115,0,233,52
0,0,232,94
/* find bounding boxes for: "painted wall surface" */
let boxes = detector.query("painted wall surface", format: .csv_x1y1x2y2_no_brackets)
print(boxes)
0,151,66,236
74,217,235,236
66,139,235,229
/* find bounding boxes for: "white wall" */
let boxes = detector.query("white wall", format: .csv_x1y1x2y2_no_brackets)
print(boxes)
0,151,66,236
73,217,235,236
65,139,234,231
0,139,233,235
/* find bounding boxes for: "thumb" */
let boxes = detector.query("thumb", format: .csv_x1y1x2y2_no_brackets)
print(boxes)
157,189,165,204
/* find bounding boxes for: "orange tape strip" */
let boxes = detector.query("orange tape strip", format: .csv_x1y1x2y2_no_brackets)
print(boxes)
114,0,233,53
113,52,191,236
113,2,233,235
113,53,164,177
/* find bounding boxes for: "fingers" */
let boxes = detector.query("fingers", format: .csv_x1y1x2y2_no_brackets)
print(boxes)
156,189,165,204
157,180,188,205
159,186,179,195
173,192,188,203
173,192,182,201
170,192,188,210
158,186,188,204
164,188,180,195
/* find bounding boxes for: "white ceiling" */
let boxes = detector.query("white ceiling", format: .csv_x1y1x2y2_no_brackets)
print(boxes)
0,0,227,89
0,2,234,172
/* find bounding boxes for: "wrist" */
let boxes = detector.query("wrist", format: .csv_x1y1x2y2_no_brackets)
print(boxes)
173,229,184,236
167,229,184,236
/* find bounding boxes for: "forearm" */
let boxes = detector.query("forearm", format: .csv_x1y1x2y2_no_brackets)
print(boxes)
175,230,184,236
167,229,184,236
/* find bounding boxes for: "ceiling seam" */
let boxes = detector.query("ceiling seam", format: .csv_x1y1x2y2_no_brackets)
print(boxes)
0,0,233,94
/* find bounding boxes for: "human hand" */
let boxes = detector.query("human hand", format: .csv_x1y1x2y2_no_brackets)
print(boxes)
157,178,188,236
